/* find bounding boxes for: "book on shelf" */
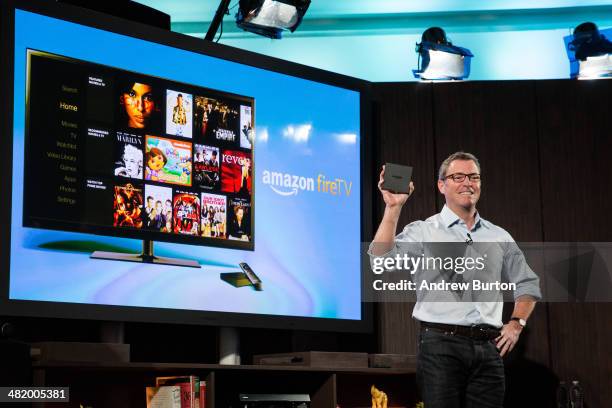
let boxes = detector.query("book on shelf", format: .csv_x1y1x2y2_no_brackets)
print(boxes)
146,386,182,408
199,380,206,408
155,375,201,408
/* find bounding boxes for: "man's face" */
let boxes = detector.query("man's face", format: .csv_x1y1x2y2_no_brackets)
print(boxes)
147,198,153,208
437,159,481,210
122,83,155,128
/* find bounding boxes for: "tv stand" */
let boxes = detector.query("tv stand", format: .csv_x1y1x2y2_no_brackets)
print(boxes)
100,321,125,344
218,327,240,365
32,361,417,407
91,239,201,268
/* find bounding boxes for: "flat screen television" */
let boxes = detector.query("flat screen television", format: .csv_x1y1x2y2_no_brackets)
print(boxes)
0,0,372,332
25,49,256,263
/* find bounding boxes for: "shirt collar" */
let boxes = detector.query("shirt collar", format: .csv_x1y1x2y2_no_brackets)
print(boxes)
440,204,488,230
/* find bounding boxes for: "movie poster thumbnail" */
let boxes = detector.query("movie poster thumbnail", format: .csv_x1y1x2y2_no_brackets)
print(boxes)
194,96,208,138
145,135,192,186
240,105,254,149
117,80,162,132
144,184,173,233
201,193,227,239
114,132,143,179
166,90,193,138
113,182,143,228
194,144,220,190
221,150,252,195
173,191,201,236
227,196,251,241
197,96,239,144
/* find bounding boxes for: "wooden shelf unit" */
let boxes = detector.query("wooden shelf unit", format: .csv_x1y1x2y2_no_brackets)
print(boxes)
32,361,417,407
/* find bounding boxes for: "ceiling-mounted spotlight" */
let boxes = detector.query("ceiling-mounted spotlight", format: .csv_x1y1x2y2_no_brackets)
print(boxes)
564,22,612,79
236,0,311,39
413,27,473,81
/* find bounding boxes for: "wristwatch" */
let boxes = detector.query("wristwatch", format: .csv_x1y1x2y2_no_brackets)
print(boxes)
510,317,526,328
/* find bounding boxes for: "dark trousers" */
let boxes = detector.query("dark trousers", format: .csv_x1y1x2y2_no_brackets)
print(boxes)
417,327,505,408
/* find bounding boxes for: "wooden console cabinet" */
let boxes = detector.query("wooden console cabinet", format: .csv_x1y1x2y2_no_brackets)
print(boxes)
32,361,417,407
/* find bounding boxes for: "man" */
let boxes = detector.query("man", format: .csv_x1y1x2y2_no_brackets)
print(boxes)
209,150,219,168
144,195,154,228
169,93,190,137
370,152,541,408
206,103,220,139
164,199,173,219
151,200,166,231
172,93,187,126
194,98,205,136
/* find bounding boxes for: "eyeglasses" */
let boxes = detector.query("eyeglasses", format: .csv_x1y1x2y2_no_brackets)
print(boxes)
443,173,481,183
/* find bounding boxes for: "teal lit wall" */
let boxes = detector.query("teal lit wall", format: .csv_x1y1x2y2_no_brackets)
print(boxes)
141,1,612,81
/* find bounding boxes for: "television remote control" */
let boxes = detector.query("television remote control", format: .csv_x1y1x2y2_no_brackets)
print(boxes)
239,262,262,290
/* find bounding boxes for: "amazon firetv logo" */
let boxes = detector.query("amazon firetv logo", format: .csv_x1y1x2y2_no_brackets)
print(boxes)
262,170,352,197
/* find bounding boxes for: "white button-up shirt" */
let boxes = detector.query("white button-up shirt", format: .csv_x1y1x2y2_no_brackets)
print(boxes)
370,205,541,328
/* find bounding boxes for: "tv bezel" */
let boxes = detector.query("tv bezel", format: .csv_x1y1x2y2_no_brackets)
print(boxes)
0,0,374,333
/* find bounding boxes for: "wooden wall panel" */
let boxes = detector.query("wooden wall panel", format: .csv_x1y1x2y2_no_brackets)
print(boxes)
431,80,550,366
537,79,612,408
373,83,437,228
431,81,544,241
372,83,436,355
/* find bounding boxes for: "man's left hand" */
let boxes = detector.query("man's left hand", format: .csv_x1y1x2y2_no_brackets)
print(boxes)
495,320,522,357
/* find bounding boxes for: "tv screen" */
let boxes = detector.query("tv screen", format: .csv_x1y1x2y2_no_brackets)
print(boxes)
2,1,369,331
25,50,255,250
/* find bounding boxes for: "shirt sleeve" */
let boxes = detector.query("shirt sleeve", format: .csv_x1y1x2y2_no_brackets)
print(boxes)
367,221,425,273
502,240,542,300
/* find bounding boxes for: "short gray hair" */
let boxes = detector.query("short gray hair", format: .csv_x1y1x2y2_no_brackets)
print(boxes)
438,151,481,180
